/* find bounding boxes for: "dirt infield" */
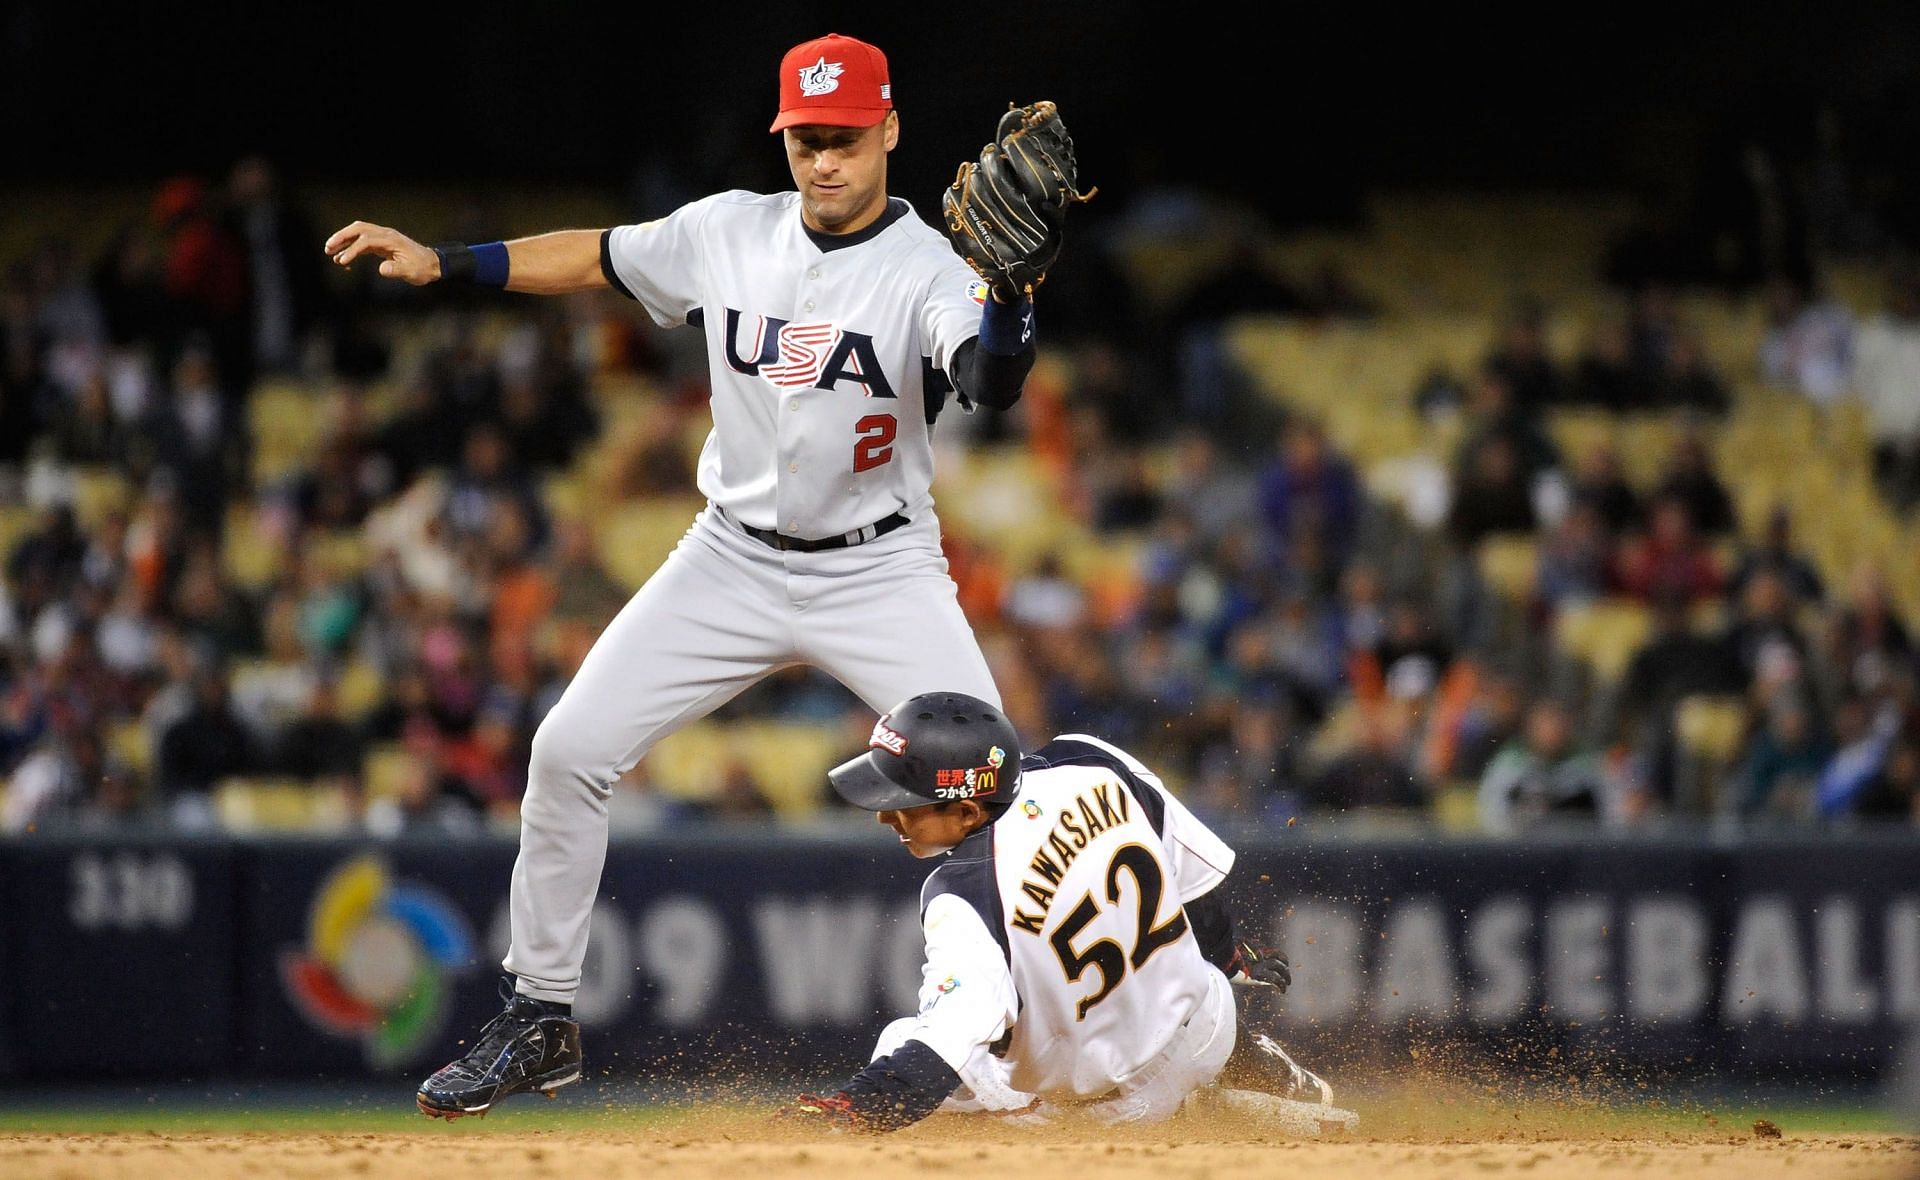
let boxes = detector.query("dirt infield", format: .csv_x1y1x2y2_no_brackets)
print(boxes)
2,1130,1913,1180
5,1110,1916,1180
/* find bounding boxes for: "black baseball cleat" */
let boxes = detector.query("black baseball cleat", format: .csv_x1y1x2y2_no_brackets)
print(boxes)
416,984,583,1119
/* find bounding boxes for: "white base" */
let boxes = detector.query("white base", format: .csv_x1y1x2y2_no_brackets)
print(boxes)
1197,1086,1361,1136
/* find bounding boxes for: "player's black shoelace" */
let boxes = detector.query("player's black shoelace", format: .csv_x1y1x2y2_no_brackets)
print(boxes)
449,1009,529,1080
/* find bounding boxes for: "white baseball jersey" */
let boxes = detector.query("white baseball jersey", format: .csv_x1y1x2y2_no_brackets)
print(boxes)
603,191,987,540
894,734,1237,1099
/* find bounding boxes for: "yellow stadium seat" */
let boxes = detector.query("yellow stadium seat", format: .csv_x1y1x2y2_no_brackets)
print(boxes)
1546,410,1616,469
249,380,328,484
1476,535,1539,602
0,504,36,560
1613,415,1684,489
334,658,387,722
543,471,587,522
214,778,353,832
932,446,1071,579
733,721,849,817
1675,694,1750,763
1431,783,1482,833
1060,532,1147,627
307,530,369,579
1306,699,1367,766
593,495,704,591
362,743,424,802
222,505,284,590
1689,596,1732,634
1553,598,1652,684
106,719,151,776
70,466,131,529
1674,693,1753,812
643,721,733,800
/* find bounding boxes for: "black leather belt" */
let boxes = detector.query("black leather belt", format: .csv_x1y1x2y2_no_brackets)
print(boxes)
725,508,910,553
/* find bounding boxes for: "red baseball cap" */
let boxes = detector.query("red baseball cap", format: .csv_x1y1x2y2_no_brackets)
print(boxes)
770,33,892,133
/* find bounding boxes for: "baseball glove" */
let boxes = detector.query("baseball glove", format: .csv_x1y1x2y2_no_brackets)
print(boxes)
942,101,1095,300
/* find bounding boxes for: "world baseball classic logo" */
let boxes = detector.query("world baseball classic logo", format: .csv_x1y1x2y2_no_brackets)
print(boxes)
280,856,477,1068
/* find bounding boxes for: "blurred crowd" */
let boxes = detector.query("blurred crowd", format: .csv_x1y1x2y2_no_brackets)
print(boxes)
954,346,1919,837
1,155,1917,839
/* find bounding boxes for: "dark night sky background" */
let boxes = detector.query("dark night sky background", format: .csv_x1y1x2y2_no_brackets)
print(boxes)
6,2,1919,229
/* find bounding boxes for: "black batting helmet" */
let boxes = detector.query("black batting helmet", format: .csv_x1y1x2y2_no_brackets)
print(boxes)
828,692,1022,812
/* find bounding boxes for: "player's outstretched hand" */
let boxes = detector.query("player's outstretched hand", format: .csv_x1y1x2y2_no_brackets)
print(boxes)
1231,941,1292,992
324,221,442,285
774,1091,863,1132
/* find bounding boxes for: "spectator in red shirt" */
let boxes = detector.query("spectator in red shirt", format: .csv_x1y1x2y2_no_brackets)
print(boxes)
1614,494,1724,605
153,176,251,386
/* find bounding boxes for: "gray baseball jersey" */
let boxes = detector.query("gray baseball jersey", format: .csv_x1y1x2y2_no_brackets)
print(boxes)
504,193,1004,1004
603,190,990,539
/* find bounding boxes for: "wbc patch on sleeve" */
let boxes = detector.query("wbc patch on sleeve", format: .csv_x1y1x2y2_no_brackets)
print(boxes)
870,714,908,755
965,278,990,306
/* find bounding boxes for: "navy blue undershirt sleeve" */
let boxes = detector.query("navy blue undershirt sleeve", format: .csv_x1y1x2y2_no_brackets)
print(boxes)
840,1039,962,1131
599,229,637,301
977,294,1033,355
1185,885,1240,976
949,338,1032,410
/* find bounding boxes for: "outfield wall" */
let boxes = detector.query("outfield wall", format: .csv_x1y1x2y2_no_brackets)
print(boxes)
1,830,1915,1086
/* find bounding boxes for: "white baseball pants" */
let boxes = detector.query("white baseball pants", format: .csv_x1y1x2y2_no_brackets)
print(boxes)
871,966,1238,1125
504,503,999,1002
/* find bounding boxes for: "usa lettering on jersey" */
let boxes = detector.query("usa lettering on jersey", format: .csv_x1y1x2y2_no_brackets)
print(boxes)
603,191,986,537
721,308,897,398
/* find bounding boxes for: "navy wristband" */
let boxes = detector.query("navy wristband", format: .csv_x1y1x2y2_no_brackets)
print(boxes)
978,294,1034,356
433,241,510,287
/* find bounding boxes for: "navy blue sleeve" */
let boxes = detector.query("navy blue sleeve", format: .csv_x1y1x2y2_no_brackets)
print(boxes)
599,229,637,301
841,1039,962,1131
1185,885,1240,976
948,338,1032,410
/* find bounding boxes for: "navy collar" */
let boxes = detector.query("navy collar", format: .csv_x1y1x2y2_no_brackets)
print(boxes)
940,821,997,863
804,197,909,252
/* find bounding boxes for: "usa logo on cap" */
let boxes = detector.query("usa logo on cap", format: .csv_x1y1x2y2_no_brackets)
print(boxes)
798,57,843,97
771,33,893,132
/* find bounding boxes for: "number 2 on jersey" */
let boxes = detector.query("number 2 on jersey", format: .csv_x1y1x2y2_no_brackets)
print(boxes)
1049,844,1191,1019
853,413,896,472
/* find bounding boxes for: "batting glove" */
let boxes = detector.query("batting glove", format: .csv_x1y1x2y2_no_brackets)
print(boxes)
776,1091,864,1132
1230,941,1292,992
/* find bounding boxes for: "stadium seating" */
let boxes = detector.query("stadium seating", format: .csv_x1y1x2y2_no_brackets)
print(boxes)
333,658,386,723
931,444,1074,580
0,503,35,553
1474,535,1539,603
361,742,425,802
592,494,705,591
642,722,735,802
1548,599,1652,687
213,777,353,832
8,185,1913,830
70,466,131,529
249,380,324,484
731,721,852,817
106,719,151,778
1672,693,1753,812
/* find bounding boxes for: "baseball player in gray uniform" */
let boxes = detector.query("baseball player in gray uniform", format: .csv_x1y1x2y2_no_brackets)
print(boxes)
778,692,1358,1133
324,32,1043,1118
